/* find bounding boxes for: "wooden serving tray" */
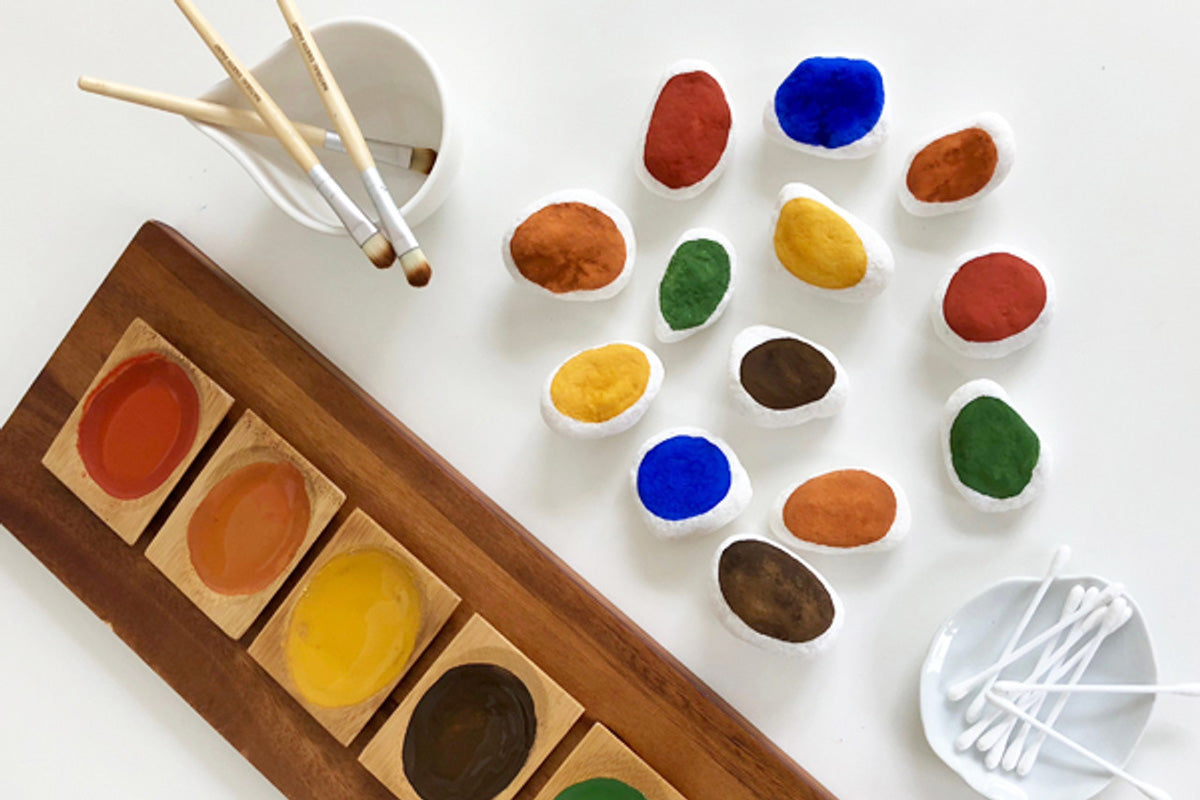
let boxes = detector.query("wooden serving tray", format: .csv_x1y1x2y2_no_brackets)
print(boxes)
0,222,836,800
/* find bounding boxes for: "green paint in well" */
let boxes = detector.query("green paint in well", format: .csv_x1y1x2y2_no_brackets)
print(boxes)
554,777,647,800
659,238,731,331
950,396,1040,498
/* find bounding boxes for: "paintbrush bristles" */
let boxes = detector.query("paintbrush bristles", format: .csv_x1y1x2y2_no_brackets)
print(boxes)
399,249,432,287
409,148,437,175
363,234,397,269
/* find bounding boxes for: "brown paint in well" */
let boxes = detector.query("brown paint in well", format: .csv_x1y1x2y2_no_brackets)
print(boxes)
906,127,998,203
782,469,896,549
739,338,835,410
509,202,626,293
187,461,311,595
718,539,835,643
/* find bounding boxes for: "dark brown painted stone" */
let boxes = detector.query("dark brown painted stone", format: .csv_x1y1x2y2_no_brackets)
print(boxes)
402,663,537,800
739,338,835,410
718,539,835,643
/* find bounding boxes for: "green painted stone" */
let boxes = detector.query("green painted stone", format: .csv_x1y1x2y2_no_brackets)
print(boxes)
949,396,1040,498
659,238,731,331
554,777,647,800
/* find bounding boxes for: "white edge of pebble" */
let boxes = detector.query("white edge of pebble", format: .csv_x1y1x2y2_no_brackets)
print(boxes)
501,188,636,301
710,533,844,657
636,59,735,200
940,379,1049,512
540,341,664,439
899,112,1016,217
930,247,1056,359
772,182,893,302
768,467,911,555
761,55,889,159
727,324,848,427
654,228,737,344
630,426,752,539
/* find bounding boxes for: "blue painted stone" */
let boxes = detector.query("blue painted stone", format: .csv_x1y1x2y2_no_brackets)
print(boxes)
774,57,884,149
636,435,732,520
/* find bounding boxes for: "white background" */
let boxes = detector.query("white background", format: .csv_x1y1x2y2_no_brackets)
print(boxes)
1,1,1197,798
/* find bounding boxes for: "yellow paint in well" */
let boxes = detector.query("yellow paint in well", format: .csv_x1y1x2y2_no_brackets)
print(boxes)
550,344,651,423
773,198,868,289
285,548,422,708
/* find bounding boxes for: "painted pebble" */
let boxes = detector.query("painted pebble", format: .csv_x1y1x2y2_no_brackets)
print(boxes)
655,228,736,343
541,342,664,439
631,427,751,539
729,325,847,427
933,249,1055,359
637,59,734,200
942,379,1047,512
771,468,910,555
712,535,843,657
503,189,636,300
900,113,1015,216
763,55,888,158
772,183,893,301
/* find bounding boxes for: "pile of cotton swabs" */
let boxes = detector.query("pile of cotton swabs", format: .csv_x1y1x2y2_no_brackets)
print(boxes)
945,547,1194,800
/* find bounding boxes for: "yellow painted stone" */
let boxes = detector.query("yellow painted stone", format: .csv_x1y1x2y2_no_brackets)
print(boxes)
773,198,868,289
550,344,651,423
285,549,421,708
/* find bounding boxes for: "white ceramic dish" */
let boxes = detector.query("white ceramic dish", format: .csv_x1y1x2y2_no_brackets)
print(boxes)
920,575,1156,800
192,17,459,234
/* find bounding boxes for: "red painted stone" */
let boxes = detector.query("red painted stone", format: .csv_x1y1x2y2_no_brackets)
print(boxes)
643,71,731,189
943,253,1046,342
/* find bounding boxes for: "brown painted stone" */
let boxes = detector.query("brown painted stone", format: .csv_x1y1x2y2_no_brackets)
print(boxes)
906,127,998,203
718,539,835,643
739,338,835,410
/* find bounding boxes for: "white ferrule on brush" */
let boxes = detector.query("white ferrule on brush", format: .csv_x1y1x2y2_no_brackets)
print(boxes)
323,131,414,169
363,166,418,254
308,164,377,246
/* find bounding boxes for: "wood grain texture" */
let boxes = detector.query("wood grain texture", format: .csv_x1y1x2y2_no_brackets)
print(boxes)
144,409,346,638
0,222,838,800
250,507,460,745
533,724,686,800
361,614,583,800
41,317,233,543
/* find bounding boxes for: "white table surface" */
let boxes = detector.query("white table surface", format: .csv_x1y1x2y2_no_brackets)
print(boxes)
2,1,1197,798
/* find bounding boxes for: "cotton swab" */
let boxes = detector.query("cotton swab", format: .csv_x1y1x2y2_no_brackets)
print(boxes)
993,586,1096,768
957,586,1086,752
946,582,1125,701
1017,601,1133,776
76,76,437,173
994,681,1200,697
173,0,395,269
964,545,1072,723
275,0,431,287
985,692,1172,800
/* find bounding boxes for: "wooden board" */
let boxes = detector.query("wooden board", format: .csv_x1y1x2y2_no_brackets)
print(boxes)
533,724,686,800
0,221,838,800
41,317,233,543
144,408,346,638
251,507,460,745
362,614,583,800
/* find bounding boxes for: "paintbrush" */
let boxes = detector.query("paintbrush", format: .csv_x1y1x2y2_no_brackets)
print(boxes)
173,0,394,269
78,76,436,173
275,0,431,287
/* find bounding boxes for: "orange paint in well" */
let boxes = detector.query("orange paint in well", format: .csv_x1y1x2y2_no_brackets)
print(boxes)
76,353,201,499
187,461,311,596
782,469,896,548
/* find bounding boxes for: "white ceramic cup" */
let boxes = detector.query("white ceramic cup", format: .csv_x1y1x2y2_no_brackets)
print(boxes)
192,17,459,234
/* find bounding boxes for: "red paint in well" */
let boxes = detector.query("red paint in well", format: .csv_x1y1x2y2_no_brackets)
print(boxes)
76,353,200,499
943,253,1047,342
643,71,731,189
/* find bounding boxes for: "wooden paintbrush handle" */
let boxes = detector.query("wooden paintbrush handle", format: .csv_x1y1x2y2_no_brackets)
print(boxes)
77,76,328,150
174,0,319,172
275,0,374,171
